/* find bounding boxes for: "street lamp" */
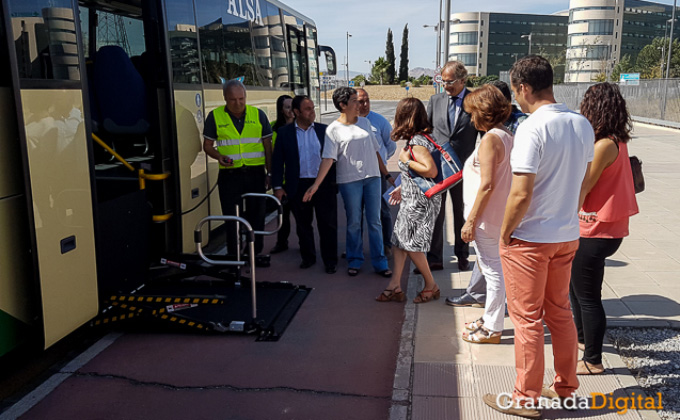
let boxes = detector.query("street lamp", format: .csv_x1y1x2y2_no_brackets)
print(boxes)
364,59,372,82
521,33,533,55
423,23,442,70
662,4,676,120
346,32,352,85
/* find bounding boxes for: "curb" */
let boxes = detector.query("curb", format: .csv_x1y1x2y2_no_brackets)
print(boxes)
389,264,419,420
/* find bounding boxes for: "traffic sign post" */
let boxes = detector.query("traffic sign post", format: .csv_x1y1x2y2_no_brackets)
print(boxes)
348,80,355,87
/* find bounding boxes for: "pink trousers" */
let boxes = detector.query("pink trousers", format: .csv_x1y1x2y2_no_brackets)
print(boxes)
500,238,580,402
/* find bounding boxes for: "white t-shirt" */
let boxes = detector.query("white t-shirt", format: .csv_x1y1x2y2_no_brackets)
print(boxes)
322,117,382,184
510,103,594,243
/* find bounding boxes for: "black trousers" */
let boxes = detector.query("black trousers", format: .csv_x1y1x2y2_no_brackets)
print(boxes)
427,182,468,264
217,166,266,255
275,198,291,247
290,178,338,267
569,236,623,365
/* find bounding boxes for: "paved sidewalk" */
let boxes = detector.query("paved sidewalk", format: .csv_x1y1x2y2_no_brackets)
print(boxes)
398,122,679,420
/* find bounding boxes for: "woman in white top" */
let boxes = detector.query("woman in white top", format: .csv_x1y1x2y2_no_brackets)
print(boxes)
460,84,514,344
303,87,393,277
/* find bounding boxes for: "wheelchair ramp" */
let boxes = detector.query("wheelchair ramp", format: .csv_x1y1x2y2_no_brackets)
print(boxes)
97,281,311,342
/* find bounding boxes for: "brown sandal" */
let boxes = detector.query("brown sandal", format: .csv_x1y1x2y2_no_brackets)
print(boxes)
576,360,604,375
413,286,440,304
376,287,405,302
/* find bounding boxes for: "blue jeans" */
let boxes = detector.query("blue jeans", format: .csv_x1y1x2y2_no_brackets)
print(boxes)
338,177,388,272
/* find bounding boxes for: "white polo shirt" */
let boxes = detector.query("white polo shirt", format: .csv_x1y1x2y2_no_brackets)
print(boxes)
510,103,595,243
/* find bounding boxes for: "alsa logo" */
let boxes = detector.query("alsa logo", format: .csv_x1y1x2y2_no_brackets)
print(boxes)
226,0,264,26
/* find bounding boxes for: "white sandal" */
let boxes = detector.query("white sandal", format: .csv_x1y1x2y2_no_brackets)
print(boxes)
462,326,501,344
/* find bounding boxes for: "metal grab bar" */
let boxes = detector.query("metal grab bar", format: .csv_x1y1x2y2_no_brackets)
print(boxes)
195,215,257,320
240,193,283,236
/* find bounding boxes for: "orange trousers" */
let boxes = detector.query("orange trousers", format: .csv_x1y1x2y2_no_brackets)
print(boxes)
500,238,580,402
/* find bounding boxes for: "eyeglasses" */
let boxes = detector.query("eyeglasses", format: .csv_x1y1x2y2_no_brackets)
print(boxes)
441,79,460,86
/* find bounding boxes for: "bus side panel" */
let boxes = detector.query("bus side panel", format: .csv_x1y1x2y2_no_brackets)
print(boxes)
19,89,98,349
174,90,209,253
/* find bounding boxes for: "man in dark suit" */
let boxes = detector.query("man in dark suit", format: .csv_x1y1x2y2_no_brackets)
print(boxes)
423,61,481,273
271,96,338,274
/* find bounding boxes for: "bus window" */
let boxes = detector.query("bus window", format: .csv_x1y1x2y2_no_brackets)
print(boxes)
196,0,272,87
264,3,287,88
7,0,80,80
306,26,320,106
166,0,200,84
284,12,307,94
79,9,145,61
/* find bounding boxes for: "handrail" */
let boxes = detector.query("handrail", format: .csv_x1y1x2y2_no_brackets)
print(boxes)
92,133,135,172
195,215,257,320
241,193,283,236
91,133,173,221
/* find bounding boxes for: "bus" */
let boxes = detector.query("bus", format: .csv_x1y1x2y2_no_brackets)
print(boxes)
0,0,336,357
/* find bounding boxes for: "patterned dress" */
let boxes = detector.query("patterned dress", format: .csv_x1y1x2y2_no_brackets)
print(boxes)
391,134,442,252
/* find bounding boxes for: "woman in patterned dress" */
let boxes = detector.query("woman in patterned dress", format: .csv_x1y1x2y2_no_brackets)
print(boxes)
376,98,442,304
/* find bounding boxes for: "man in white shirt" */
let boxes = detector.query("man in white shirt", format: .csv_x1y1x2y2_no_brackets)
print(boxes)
357,88,396,256
483,56,595,419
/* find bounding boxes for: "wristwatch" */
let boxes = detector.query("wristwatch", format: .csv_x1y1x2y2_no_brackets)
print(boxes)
384,173,392,180
266,172,272,177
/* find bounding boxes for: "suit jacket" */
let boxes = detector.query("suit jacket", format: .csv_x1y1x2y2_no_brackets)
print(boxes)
272,122,336,198
426,90,481,162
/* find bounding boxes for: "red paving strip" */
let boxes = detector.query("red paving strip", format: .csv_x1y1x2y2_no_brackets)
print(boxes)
14,197,407,420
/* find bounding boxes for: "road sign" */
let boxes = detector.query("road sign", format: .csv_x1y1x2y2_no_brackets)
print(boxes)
620,73,640,86
348,80,355,87
405,86,410,91
434,74,442,84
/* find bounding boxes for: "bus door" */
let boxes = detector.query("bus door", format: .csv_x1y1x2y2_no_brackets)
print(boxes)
0,1,35,356
165,0,210,253
77,0,181,295
2,0,98,349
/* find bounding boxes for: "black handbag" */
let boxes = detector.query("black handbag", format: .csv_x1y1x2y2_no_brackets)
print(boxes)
629,156,645,194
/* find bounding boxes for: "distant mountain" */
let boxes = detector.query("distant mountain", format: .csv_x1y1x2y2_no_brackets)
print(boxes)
409,67,436,78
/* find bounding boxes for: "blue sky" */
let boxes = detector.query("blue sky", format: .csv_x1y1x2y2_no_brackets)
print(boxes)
283,0,678,75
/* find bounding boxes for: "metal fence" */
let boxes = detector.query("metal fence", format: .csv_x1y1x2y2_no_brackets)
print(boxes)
553,79,680,124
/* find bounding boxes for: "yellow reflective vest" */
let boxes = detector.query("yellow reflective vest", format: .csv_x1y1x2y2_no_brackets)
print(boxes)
214,105,265,169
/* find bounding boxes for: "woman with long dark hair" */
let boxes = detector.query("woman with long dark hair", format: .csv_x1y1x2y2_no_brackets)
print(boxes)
376,97,441,303
270,94,294,254
573,82,639,374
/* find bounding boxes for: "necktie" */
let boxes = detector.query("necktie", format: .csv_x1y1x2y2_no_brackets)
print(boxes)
448,95,460,131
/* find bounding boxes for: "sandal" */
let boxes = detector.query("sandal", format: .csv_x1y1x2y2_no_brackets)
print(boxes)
576,360,604,375
413,286,440,304
377,269,393,278
462,326,501,344
376,287,405,302
465,317,485,332
348,268,359,277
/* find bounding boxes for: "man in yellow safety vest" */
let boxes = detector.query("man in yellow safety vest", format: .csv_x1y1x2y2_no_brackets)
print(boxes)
203,80,273,258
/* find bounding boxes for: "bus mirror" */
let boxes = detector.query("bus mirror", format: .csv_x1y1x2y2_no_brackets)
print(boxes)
319,46,337,76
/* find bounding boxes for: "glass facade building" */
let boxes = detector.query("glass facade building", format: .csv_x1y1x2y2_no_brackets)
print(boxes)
449,11,568,79
566,0,680,82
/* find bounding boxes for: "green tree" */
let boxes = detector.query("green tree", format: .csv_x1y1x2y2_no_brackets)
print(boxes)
370,56,389,84
636,37,665,79
385,28,396,84
352,74,367,85
398,24,409,82
610,54,634,82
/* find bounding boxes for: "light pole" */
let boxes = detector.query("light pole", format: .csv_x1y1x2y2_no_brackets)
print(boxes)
423,23,441,70
662,3,677,120
521,33,533,55
346,32,352,85
364,59,371,83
